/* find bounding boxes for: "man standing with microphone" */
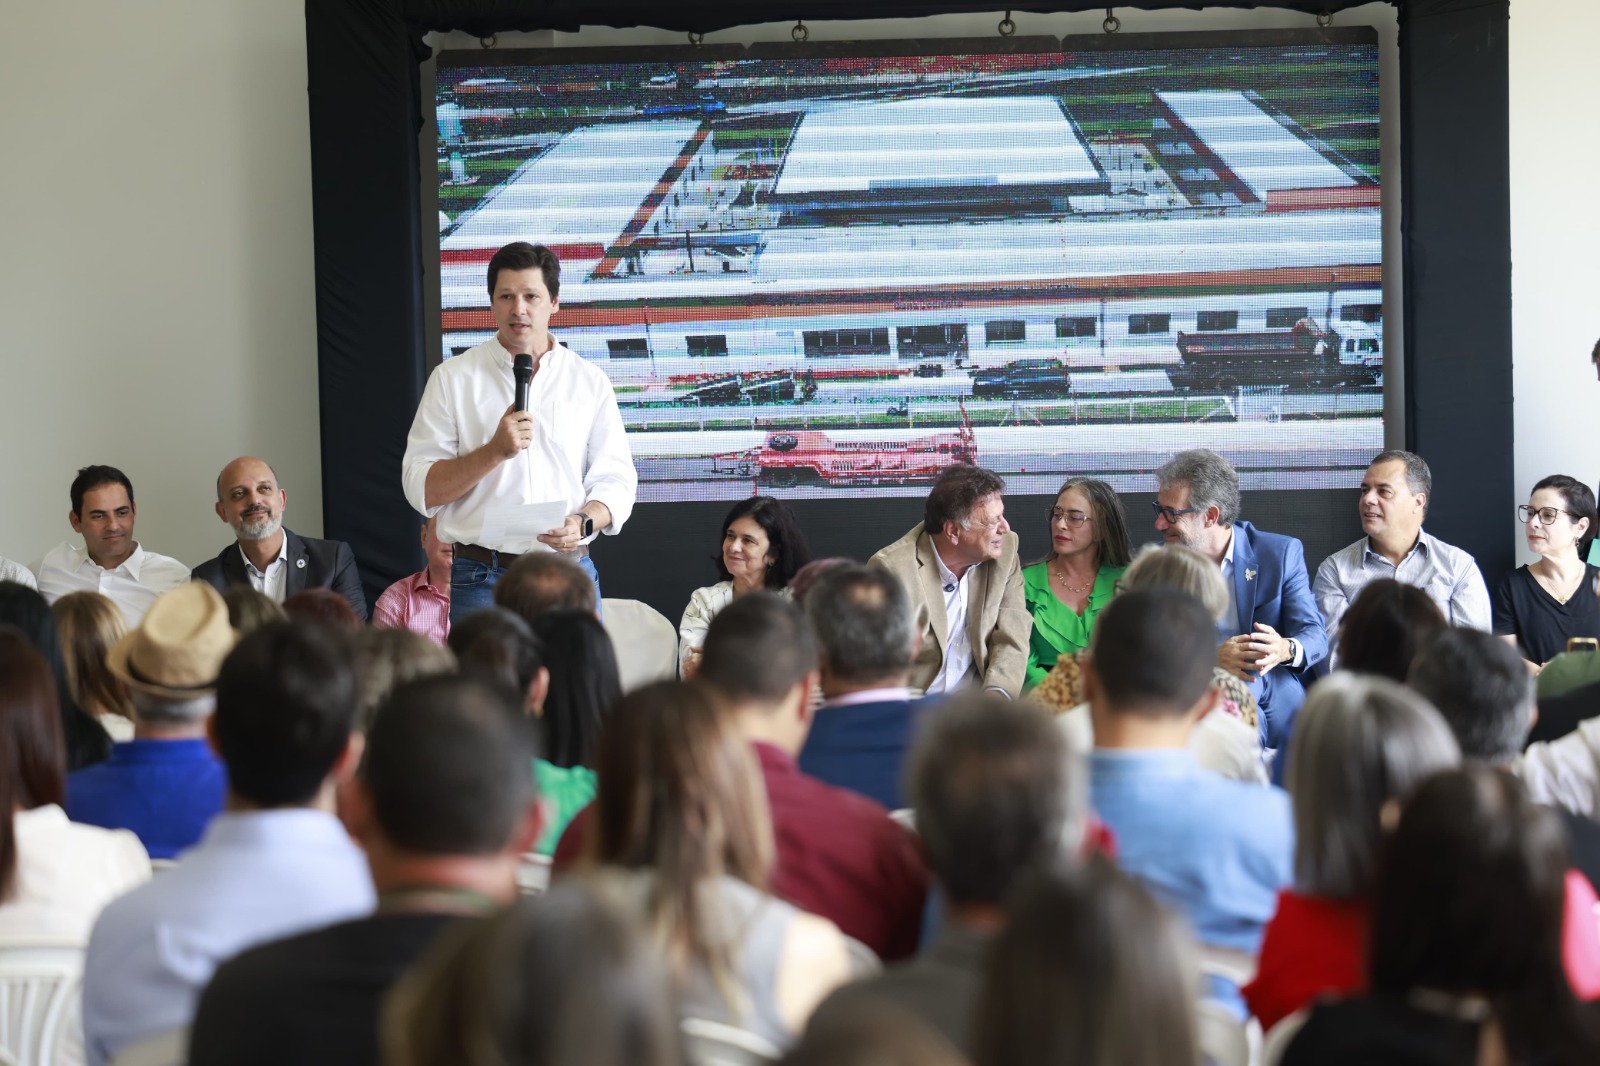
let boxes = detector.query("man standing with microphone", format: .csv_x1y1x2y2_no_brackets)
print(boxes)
403,242,637,625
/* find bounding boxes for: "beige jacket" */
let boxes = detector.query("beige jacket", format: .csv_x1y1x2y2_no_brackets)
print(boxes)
869,523,1029,698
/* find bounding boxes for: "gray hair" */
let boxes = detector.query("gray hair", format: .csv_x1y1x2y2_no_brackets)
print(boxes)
806,564,914,685
1119,543,1229,622
1155,448,1240,527
129,688,216,725
1372,449,1432,503
1287,673,1460,897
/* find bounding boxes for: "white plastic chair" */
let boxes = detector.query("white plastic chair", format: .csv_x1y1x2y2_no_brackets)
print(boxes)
600,598,679,691
680,1017,781,1066
109,1027,188,1066
1259,1008,1310,1066
0,937,84,1066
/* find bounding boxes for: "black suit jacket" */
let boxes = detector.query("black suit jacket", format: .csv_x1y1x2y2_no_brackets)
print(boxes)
192,528,368,621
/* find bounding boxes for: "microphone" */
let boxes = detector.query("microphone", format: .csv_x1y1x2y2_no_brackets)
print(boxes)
513,355,533,412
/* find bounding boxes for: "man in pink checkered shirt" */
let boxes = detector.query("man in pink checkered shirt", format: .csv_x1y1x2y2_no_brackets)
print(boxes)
372,517,452,645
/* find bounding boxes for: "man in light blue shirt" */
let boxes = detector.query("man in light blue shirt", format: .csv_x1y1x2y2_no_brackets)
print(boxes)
1085,587,1293,958
83,623,375,1066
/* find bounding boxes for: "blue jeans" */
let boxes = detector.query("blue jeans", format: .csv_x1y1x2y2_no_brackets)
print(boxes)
449,552,602,629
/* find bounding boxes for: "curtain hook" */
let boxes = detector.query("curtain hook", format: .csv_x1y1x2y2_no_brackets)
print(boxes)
792,19,810,43
1103,7,1121,34
998,10,1016,37
478,33,497,50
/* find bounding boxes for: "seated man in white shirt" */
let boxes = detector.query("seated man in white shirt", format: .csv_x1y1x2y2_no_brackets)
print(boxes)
402,241,638,627
33,464,189,626
1314,450,1491,661
82,620,375,1066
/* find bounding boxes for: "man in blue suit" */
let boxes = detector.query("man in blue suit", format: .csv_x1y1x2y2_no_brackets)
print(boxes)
1153,449,1328,748
799,563,931,810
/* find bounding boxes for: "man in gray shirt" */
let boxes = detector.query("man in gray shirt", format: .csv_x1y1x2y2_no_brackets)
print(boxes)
1314,450,1490,660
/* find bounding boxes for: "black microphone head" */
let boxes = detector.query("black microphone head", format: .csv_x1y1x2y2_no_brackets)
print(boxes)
513,354,534,382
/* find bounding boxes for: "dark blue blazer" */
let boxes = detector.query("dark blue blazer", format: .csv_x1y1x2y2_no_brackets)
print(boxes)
798,695,933,811
1227,521,1328,749
192,528,368,621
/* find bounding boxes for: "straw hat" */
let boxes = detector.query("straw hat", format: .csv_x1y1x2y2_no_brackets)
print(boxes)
107,582,237,700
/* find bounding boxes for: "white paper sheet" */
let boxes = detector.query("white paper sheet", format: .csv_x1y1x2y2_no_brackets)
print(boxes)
477,500,570,546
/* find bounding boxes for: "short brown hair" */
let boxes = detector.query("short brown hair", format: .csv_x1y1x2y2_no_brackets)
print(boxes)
924,464,1005,536
487,241,561,299
494,553,596,620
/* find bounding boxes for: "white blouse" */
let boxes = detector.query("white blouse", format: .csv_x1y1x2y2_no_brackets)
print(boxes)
0,805,151,942
679,582,792,674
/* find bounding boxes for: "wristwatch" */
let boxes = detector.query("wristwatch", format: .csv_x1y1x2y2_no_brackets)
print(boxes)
574,513,595,539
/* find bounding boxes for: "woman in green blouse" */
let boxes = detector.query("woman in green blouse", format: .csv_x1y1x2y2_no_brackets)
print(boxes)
1023,477,1133,689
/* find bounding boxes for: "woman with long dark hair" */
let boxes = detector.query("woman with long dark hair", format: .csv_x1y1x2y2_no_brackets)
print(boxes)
0,580,112,770
1022,477,1132,690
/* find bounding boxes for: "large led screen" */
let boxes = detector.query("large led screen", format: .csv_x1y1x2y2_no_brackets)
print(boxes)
435,34,1381,503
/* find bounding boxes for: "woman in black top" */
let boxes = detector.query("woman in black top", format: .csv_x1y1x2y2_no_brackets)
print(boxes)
1494,475,1600,671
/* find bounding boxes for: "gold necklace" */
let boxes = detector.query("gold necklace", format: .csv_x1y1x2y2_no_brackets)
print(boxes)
1051,560,1094,594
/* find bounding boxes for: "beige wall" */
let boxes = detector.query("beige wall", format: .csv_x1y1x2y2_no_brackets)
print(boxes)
0,0,321,570
1509,0,1600,563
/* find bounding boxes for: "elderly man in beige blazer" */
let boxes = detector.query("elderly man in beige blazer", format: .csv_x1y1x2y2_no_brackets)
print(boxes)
870,464,1030,698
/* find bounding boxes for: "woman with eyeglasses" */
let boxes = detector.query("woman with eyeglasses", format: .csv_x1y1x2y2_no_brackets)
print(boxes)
1494,476,1600,673
1021,477,1132,689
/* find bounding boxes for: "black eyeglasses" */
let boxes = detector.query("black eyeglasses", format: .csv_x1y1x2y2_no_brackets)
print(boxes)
1518,505,1577,526
1151,501,1200,524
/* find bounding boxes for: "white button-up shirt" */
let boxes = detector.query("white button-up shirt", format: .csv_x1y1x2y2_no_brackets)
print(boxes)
239,536,289,603
402,337,638,553
34,541,190,627
926,545,975,695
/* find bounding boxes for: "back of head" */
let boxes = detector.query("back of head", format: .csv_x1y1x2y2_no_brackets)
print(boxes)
910,692,1082,905
282,587,362,631
699,592,818,706
1337,578,1447,682
354,627,456,732
787,557,852,607
529,609,620,769
363,674,536,856
215,622,360,806
0,581,110,770
494,553,597,620
1089,587,1218,715
1120,543,1229,622
448,606,544,703
1155,448,1240,526
1408,627,1532,764
382,882,680,1066
924,464,1006,535
974,859,1199,1066
780,1000,967,1066
1288,673,1460,897
51,591,133,719
0,627,68,896
806,564,913,686
221,585,287,636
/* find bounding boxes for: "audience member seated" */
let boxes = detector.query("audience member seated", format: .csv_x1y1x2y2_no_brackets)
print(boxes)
1242,674,1460,1030
1411,629,1600,935
679,495,810,675
1282,768,1600,1066
557,594,928,960
193,455,367,619
372,515,453,645
972,860,1200,1066
220,584,286,635
0,628,149,943
1153,448,1327,746
1533,571,1600,742
1022,476,1132,689
1334,577,1448,682
870,464,1029,698
492,550,598,619
52,591,136,741
380,882,681,1066
783,1000,969,1066
1035,544,1266,784
82,621,373,1066
1084,586,1294,964
352,626,456,732
582,680,853,1048
34,465,190,627
1314,450,1490,656
0,554,37,589
807,692,1081,1055
188,674,541,1066
0,581,111,770
1496,474,1600,671
283,585,364,630
66,583,234,858
798,563,929,809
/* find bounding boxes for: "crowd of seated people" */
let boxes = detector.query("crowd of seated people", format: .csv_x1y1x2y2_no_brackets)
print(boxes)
5,448,1600,1066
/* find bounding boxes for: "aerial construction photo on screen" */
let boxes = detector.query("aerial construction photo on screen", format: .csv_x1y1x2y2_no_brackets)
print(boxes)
433,31,1383,503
